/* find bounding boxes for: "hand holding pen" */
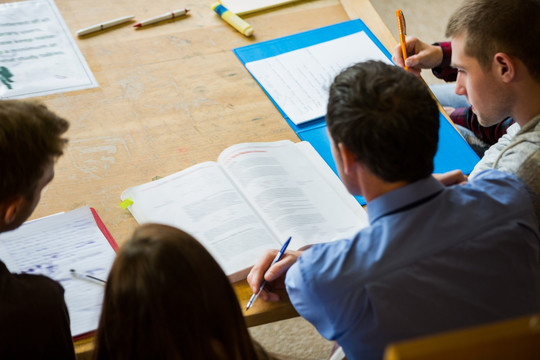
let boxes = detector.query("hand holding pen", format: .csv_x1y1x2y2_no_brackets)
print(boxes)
392,10,444,77
245,237,305,310
246,237,291,310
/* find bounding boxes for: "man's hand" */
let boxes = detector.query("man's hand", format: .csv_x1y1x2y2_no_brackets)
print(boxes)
393,36,444,77
246,249,302,302
433,170,468,186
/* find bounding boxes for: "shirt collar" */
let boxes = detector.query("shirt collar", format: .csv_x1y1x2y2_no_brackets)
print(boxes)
366,176,444,224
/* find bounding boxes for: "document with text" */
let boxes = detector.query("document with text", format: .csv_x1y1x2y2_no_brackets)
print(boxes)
121,140,369,281
0,206,117,338
245,31,392,125
0,0,97,99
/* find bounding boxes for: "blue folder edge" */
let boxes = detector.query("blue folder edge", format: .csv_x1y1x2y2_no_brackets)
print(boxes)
233,19,480,206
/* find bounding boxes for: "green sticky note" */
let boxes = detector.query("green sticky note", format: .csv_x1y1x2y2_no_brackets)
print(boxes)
120,198,134,210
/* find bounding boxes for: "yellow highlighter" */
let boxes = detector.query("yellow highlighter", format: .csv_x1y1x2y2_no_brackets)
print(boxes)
211,2,253,37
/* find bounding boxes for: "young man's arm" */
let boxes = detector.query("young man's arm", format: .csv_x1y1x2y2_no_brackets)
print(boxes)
431,42,456,81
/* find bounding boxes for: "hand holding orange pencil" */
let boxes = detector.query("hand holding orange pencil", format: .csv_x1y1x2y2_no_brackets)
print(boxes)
396,9,408,70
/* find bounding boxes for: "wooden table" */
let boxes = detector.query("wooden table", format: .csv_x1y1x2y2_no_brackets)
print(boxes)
28,0,397,358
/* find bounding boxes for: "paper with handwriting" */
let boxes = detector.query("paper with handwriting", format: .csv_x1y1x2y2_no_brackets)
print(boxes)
0,206,115,337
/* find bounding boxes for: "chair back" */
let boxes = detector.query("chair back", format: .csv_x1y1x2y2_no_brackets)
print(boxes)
383,313,540,360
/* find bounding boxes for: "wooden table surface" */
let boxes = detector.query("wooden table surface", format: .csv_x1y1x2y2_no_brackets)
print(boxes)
27,0,397,357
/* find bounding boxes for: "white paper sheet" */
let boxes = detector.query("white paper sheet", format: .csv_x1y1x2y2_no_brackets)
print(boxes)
245,31,392,125
220,0,303,15
0,206,116,337
0,0,97,99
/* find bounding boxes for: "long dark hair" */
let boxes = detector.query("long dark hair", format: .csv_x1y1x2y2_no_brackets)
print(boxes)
93,224,259,360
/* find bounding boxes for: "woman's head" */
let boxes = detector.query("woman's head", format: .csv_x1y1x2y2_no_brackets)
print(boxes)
94,224,257,360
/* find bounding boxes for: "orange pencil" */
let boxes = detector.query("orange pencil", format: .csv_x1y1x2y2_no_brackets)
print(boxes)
396,10,408,70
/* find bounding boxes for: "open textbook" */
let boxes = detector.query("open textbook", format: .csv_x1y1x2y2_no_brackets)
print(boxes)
121,140,369,281
0,206,117,338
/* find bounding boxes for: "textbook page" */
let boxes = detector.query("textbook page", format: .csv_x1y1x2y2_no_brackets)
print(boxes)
122,141,368,280
245,31,392,125
121,161,282,280
0,206,116,337
218,140,368,249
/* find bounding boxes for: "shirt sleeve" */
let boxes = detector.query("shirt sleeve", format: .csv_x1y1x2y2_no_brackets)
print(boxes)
43,283,77,360
469,123,521,178
0,274,76,360
285,242,368,342
432,42,457,82
285,257,337,339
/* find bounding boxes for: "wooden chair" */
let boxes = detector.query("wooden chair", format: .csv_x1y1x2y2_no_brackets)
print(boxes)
383,313,540,360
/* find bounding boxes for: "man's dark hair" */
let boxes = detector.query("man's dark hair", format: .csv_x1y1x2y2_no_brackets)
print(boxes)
0,100,69,202
326,61,439,183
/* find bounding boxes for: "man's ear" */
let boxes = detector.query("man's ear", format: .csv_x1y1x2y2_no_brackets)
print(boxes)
337,143,358,175
493,53,515,83
1,195,24,225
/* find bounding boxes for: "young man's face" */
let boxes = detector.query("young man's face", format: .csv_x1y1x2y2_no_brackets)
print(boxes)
451,34,511,127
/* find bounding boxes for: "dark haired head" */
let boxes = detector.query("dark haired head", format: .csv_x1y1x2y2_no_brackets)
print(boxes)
0,100,68,202
326,61,439,183
94,224,259,360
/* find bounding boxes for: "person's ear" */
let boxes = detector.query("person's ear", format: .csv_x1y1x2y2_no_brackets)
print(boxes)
1,195,24,225
337,143,358,175
493,53,515,83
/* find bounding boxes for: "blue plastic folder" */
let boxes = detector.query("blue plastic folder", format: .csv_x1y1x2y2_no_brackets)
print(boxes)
233,19,480,205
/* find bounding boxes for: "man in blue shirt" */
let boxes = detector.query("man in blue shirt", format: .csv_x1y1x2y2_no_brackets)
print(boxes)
247,61,540,360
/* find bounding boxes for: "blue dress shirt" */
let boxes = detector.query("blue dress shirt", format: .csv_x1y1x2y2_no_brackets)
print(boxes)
285,169,539,360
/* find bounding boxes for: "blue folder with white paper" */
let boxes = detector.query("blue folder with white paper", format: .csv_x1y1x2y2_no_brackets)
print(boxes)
234,19,480,205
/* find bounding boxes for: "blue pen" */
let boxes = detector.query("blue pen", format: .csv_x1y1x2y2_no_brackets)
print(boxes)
246,236,292,311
